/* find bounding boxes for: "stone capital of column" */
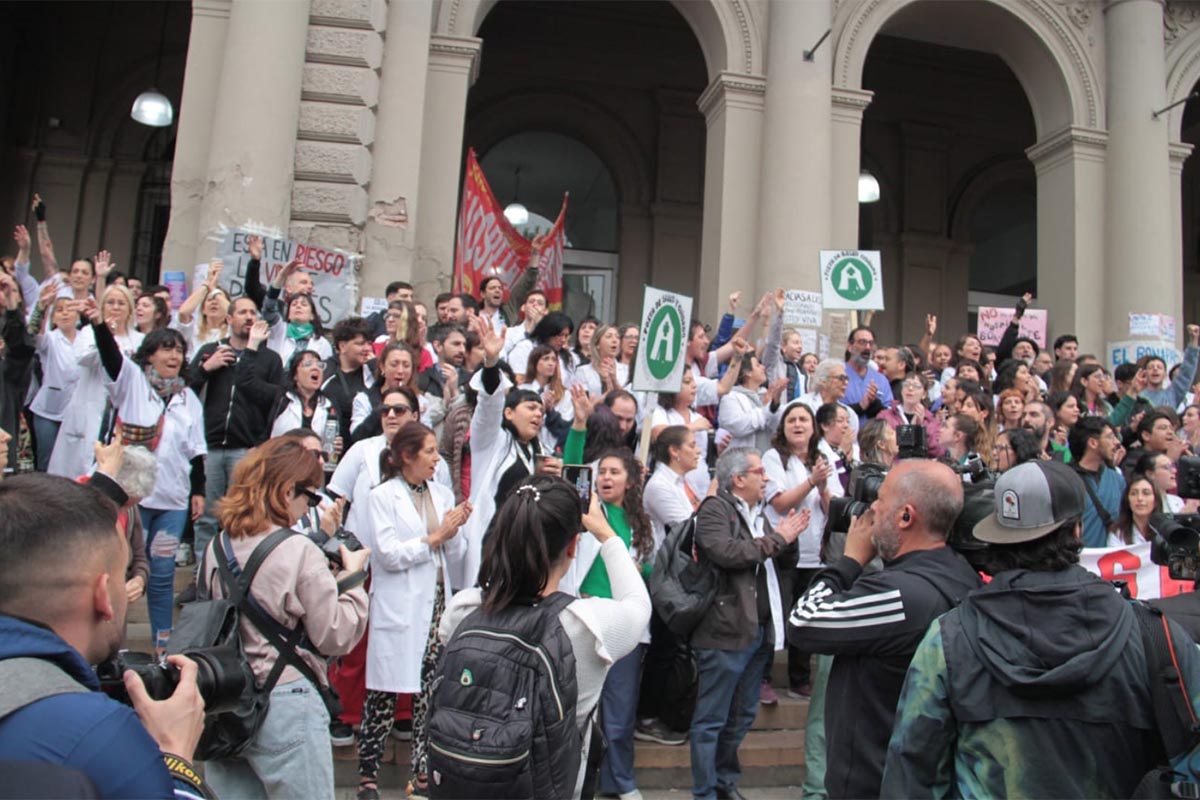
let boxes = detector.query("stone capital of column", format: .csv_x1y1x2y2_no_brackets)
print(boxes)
428,35,482,84
831,87,873,124
696,71,767,123
1170,140,1195,172
1025,126,1109,173
193,0,232,21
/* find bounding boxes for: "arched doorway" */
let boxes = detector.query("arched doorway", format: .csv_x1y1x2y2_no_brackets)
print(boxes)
461,0,708,321
835,0,1102,347
480,131,620,321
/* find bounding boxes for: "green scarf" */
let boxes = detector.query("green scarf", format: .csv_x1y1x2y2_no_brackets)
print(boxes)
286,322,314,341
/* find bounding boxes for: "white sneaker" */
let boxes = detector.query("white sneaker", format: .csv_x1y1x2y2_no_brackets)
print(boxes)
175,542,193,566
618,791,644,800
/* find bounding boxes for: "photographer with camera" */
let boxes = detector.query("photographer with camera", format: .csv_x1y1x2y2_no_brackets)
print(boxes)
0,474,209,799
201,436,370,798
882,460,1200,797
787,460,982,799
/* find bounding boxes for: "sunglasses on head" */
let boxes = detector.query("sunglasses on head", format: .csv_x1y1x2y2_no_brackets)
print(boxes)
295,485,322,508
381,403,414,417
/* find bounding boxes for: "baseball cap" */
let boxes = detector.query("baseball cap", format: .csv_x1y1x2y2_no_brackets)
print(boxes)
972,460,1087,544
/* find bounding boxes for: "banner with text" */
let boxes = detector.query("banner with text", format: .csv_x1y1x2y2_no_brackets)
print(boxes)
217,230,358,326
783,290,823,328
819,250,884,310
1080,542,1194,599
454,149,566,310
1107,340,1181,371
632,286,693,393
1129,312,1177,340
976,306,1049,349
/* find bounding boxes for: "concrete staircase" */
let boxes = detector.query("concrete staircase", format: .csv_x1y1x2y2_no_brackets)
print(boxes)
132,567,809,793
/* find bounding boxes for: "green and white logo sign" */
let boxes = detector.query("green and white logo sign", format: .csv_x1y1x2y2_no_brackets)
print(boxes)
819,250,884,310
632,286,693,393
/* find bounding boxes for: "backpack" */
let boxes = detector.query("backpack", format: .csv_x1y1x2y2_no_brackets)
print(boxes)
648,500,720,639
173,530,340,761
427,592,588,800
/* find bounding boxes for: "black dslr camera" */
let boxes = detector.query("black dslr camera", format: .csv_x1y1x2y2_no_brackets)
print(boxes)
1149,455,1200,581
896,424,927,460
306,526,363,569
95,648,245,713
825,463,888,535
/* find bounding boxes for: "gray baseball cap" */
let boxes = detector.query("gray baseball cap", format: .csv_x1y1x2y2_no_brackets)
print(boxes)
973,460,1087,544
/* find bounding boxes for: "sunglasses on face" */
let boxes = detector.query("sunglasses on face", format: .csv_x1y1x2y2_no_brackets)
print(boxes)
295,485,322,508
381,404,414,417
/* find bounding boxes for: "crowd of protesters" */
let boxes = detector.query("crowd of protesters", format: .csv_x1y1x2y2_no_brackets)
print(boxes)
5,191,1200,800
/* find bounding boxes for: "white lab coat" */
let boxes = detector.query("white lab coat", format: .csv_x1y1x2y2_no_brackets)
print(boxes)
364,478,465,692
457,369,531,589
270,391,336,439
47,326,143,478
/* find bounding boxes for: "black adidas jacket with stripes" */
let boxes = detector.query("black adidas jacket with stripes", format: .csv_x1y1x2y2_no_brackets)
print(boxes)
787,546,981,800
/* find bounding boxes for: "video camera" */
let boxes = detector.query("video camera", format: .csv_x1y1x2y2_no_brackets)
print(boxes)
95,647,244,713
896,424,927,460
824,463,996,571
1148,454,1200,581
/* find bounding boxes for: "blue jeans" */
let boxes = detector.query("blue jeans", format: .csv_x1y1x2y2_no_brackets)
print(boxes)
32,414,61,473
205,678,334,799
195,447,247,567
599,643,645,794
690,625,773,800
139,506,187,649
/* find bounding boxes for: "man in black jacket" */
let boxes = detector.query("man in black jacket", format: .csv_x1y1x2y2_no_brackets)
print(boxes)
787,459,981,799
690,447,806,800
188,296,282,562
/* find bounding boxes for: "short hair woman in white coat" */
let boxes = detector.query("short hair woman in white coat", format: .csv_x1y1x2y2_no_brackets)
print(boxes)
357,421,471,800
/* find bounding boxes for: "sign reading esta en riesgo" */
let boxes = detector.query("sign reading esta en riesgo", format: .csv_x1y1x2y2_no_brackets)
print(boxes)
819,250,884,311
632,286,693,393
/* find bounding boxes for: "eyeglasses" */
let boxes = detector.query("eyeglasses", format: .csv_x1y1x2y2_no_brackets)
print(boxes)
739,466,766,477
295,485,323,508
381,404,414,417
831,374,850,382
298,360,325,371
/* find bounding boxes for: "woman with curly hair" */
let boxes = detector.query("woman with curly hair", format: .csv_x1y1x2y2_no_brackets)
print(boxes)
578,447,655,799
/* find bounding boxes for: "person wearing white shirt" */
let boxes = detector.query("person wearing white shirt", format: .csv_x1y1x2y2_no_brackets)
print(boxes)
762,401,836,697
86,315,205,655
265,293,333,369
649,371,714,498
501,289,548,363
718,352,786,451
572,323,624,400
25,284,81,471
518,342,575,453
799,358,860,436
174,259,230,352
509,311,578,385
815,402,857,497
358,422,471,800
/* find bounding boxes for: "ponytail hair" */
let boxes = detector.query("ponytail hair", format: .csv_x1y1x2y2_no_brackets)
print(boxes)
479,475,581,613
650,425,691,472
380,421,435,483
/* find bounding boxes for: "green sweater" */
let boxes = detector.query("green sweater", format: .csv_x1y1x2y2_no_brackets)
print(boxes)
579,503,630,598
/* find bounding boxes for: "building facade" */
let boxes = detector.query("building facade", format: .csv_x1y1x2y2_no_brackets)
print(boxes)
8,0,1200,352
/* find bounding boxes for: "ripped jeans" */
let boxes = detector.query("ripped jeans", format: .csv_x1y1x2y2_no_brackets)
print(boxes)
139,506,187,650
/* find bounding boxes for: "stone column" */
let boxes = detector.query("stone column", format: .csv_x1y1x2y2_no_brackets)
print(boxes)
1170,142,1195,319
696,72,767,324
1104,0,1177,346
1026,127,1108,351
756,0,831,296
361,0,431,298
160,0,231,274
830,88,873,250
412,34,481,303
192,0,311,263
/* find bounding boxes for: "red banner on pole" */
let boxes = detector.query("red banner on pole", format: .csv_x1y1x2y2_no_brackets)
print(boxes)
454,149,567,310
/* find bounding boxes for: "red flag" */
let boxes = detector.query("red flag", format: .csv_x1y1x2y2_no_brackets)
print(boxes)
454,149,568,310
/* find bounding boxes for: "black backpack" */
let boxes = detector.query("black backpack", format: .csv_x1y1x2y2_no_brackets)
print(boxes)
427,592,588,800
648,500,720,639
173,530,340,761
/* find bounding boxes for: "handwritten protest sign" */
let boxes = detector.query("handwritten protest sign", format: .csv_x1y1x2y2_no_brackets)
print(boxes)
1129,312,1176,340
976,306,1048,349
1107,340,1181,371
783,290,822,328
1080,542,1193,599
217,230,358,326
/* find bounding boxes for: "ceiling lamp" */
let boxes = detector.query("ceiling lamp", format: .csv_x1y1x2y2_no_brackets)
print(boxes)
858,171,881,204
503,202,529,226
131,5,174,127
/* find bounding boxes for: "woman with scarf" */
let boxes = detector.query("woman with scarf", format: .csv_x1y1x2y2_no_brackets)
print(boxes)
48,284,144,478
82,296,206,654
458,317,562,589
266,292,332,367
244,316,340,441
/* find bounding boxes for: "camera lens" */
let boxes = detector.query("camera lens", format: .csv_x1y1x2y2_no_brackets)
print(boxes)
185,645,248,714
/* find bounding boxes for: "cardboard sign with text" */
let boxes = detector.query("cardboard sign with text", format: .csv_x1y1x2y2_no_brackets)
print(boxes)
783,290,822,328
217,230,358,326
976,306,1048,349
